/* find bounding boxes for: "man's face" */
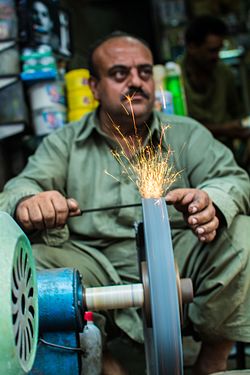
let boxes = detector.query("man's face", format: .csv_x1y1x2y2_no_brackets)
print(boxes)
32,1,52,34
89,37,155,125
188,34,224,71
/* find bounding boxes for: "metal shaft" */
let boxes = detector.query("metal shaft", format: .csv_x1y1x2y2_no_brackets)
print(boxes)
85,283,144,311
80,203,141,214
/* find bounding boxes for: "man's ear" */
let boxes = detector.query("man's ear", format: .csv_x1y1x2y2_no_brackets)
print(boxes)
89,76,100,101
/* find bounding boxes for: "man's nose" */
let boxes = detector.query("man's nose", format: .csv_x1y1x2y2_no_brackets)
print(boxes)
128,68,142,87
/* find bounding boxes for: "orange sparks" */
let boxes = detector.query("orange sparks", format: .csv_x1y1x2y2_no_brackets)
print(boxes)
111,127,181,198
106,96,181,199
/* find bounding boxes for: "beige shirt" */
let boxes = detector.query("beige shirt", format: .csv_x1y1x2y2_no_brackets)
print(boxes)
1,109,249,238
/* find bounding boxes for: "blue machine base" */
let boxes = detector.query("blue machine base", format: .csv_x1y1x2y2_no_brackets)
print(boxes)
29,331,80,375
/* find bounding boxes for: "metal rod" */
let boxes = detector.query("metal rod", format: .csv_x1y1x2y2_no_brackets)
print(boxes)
85,283,144,311
80,203,142,214
80,202,188,230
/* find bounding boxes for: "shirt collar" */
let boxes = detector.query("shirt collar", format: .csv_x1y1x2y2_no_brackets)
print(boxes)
75,108,159,144
75,109,102,143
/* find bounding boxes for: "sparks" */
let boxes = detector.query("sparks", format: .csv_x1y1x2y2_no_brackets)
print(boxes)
124,94,138,136
112,132,180,198
160,86,166,110
110,111,180,198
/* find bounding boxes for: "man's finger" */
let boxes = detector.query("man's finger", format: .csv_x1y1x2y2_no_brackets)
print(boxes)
195,217,219,236
188,203,216,226
199,230,217,243
27,204,46,230
188,193,210,214
67,198,81,216
16,207,34,231
166,188,194,204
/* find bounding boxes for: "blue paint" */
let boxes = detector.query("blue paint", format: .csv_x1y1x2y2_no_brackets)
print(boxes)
29,268,84,374
37,268,84,331
30,331,80,374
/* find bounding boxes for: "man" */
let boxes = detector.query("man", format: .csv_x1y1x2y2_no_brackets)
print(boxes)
1,32,250,375
179,15,250,143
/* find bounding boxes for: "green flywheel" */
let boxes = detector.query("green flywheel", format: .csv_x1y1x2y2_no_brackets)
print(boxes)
0,211,38,374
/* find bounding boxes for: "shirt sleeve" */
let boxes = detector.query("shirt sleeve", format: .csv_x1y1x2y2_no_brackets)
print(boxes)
0,127,73,217
180,117,250,227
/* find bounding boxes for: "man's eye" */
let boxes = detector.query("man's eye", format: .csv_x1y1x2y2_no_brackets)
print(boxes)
111,70,128,82
139,68,153,80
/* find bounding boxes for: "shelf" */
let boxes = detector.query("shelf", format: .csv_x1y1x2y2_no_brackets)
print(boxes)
0,123,25,140
0,76,18,90
0,40,16,52
20,70,57,82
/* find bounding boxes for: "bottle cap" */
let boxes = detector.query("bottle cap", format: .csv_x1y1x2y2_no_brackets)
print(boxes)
84,311,93,321
165,62,181,76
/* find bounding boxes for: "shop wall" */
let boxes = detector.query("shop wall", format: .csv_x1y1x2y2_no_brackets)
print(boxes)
60,0,156,69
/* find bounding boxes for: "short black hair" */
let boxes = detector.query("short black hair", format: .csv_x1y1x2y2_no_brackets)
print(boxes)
185,15,228,46
87,30,151,79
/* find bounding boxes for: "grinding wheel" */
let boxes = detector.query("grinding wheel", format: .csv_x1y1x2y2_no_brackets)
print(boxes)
0,211,38,374
141,198,183,375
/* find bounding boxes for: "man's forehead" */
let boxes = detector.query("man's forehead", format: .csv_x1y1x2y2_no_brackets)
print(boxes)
94,37,153,66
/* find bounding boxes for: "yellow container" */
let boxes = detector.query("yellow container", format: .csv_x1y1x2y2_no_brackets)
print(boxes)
67,88,95,110
65,69,90,91
68,108,92,122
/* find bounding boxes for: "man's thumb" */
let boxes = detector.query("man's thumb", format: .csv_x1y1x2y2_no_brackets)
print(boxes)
67,198,80,215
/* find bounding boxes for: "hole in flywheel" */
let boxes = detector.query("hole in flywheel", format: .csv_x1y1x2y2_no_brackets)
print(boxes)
21,294,26,315
29,305,35,318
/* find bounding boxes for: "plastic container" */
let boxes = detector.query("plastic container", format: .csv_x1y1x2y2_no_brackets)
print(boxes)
29,81,66,111
155,89,174,114
164,62,187,116
153,64,174,114
20,46,57,80
68,108,92,122
32,107,66,135
79,311,102,375
67,88,96,111
65,69,90,91
153,64,166,90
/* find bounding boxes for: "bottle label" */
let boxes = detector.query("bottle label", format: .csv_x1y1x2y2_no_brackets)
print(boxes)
155,90,174,115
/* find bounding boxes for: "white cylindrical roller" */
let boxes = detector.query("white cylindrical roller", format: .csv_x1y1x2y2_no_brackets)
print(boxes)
85,283,144,311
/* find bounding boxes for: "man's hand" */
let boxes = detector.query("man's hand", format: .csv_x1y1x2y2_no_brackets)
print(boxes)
166,188,219,242
15,191,81,232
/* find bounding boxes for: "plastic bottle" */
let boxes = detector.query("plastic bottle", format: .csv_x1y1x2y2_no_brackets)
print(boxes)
164,62,187,116
79,311,102,375
153,64,174,115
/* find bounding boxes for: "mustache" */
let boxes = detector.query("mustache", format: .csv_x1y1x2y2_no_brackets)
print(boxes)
121,87,150,101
